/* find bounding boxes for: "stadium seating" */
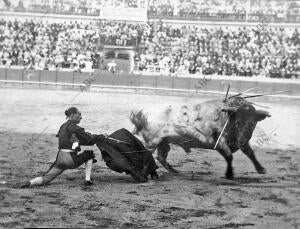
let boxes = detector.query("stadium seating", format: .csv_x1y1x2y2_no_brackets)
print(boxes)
135,22,299,78
1,0,299,23
0,18,299,78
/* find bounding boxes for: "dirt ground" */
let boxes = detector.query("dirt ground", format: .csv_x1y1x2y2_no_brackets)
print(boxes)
0,88,299,229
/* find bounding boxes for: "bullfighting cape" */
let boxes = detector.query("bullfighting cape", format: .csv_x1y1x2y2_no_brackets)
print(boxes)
96,128,158,182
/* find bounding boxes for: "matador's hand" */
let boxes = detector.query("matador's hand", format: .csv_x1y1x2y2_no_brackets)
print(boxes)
96,133,108,142
103,133,108,139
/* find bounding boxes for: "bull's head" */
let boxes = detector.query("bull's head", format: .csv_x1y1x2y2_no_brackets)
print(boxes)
221,107,271,121
222,102,271,148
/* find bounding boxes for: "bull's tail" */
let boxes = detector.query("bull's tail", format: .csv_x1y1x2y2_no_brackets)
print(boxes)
130,110,148,134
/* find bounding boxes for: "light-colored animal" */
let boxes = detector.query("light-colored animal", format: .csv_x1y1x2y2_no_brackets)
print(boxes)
130,96,271,179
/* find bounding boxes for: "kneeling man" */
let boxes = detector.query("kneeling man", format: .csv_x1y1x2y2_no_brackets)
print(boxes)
15,107,107,188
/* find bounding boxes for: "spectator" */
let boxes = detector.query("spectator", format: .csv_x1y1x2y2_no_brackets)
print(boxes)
107,60,117,73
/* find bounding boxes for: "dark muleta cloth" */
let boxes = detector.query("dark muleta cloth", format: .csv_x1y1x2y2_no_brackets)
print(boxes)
96,128,158,182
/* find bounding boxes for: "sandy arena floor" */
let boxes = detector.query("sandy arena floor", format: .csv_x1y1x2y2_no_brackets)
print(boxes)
0,88,299,228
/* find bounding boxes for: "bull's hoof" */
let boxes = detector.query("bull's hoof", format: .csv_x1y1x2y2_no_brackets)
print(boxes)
169,168,180,174
150,171,159,180
138,177,148,183
225,174,234,180
225,170,234,180
131,173,148,183
257,167,267,174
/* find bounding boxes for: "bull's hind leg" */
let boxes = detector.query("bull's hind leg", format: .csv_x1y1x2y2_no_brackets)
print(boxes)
150,171,159,180
241,143,266,174
217,138,234,179
157,142,179,174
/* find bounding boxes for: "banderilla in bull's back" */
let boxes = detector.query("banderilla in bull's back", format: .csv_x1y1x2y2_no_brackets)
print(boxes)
130,86,275,179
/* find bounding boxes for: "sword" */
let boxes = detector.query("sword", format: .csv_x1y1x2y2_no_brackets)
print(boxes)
106,137,132,145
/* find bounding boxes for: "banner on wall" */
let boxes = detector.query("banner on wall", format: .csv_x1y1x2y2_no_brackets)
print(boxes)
99,6,147,22
99,0,148,21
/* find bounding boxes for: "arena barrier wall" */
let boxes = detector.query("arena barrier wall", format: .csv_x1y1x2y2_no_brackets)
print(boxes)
0,68,300,99
1,11,299,29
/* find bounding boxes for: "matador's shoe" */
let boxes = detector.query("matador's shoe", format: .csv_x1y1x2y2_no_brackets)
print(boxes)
12,181,31,189
84,179,93,186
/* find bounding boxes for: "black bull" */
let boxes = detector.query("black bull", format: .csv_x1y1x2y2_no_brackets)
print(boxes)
96,128,158,182
130,97,271,179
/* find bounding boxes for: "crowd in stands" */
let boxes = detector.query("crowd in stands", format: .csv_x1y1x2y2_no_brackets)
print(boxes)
134,22,299,78
98,21,142,46
0,19,103,72
0,18,299,78
148,0,246,20
1,0,299,23
148,0,299,21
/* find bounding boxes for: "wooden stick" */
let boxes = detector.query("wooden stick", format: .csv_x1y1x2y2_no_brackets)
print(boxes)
214,116,230,149
228,87,258,100
243,90,289,99
227,92,242,100
223,84,230,102
243,87,258,94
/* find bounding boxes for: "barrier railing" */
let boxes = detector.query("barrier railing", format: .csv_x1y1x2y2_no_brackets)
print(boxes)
1,9,299,23
0,68,300,98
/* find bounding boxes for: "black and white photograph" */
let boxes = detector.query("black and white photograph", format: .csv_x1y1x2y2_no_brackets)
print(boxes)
0,0,299,228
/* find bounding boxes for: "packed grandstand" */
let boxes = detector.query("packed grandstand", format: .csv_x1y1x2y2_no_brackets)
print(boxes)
0,0,299,78
1,0,299,22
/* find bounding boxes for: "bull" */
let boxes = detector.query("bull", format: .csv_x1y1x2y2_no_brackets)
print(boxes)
130,96,271,179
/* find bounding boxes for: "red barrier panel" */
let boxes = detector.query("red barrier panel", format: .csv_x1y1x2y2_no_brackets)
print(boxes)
236,80,260,94
239,80,262,94
57,71,74,83
0,68,6,80
191,77,211,91
127,74,140,87
291,82,300,96
271,81,294,95
75,72,140,87
139,75,155,88
109,73,140,87
156,75,172,89
2,68,300,97
40,70,57,83
94,73,116,85
205,78,259,94
23,69,40,82
74,72,90,84
173,76,192,90
218,79,233,92
6,68,22,81
112,74,132,86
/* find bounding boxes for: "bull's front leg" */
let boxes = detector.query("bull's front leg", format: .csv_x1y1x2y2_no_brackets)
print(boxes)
216,137,234,179
157,142,179,174
240,143,266,174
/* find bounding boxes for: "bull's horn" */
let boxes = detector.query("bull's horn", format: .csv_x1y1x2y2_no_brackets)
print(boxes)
252,110,271,121
221,107,238,113
255,110,271,117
